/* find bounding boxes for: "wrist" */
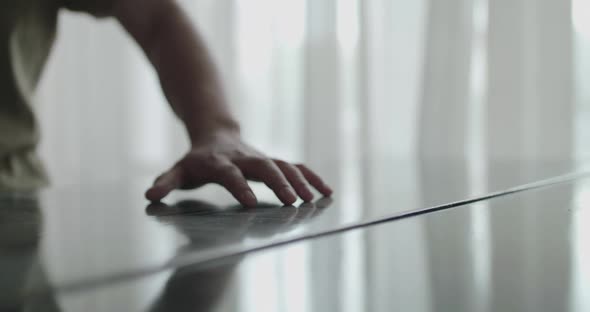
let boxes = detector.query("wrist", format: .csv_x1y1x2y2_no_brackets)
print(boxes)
187,117,241,147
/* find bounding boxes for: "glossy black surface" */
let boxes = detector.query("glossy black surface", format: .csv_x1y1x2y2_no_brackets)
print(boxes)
41,176,590,311
0,159,576,287
0,158,587,310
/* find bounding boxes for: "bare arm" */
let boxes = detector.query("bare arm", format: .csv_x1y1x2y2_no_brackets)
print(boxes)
105,0,332,206
113,0,237,144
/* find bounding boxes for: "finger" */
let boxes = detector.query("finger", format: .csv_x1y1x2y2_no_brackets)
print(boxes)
145,166,183,202
295,164,333,197
274,160,314,202
234,158,298,205
212,162,258,207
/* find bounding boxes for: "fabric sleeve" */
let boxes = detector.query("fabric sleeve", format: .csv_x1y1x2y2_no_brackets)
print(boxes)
62,0,117,17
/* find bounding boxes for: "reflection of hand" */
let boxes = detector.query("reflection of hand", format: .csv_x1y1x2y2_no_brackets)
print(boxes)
144,132,333,206
146,199,332,312
146,197,332,249
0,196,41,250
236,198,333,238
0,195,60,311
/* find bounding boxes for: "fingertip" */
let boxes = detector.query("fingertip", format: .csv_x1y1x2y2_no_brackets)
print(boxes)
278,187,298,205
296,165,331,196
145,190,159,202
239,191,258,207
145,186,169,202
150,168,182,199
300,189,315,202
292,183,314,202
320,185,333,197
283,198,297,206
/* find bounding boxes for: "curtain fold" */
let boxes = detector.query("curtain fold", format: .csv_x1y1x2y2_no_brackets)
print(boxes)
31,0,585,310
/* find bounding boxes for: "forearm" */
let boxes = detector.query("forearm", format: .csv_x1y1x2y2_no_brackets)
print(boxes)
107,0,331,204
114,0,239,145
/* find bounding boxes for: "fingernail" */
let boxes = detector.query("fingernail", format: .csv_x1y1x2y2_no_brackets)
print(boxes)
145,188,161,201
279,187,297,203
302,189,315,202
241,191,257,206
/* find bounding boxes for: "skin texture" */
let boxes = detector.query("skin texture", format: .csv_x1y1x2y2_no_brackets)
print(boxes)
105,0,332,206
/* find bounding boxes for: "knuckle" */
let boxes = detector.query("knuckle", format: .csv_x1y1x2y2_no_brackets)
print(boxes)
155,173,166,182
254,158,274,168
288,164,304,174
193,151,224,164
209,156,225,165
232,150,248,158
292,181,308,189
273,159,288,167
264,178,286,188
217,164,239,175
269,183,289,190
217,169,245,184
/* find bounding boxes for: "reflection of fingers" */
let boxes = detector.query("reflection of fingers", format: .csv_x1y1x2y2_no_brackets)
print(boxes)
296,164,333,197
145,202,171,216
274,160,314,202
315,197,334,209
296,202,317,220
235,158,297,205
298,202,315,209
213,163,257,207
281,206,299,226
145,166,183,202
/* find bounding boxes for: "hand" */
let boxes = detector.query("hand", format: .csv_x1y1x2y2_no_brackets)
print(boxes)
145,133,333,206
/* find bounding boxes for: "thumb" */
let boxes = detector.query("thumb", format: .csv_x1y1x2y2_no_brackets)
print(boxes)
145,167,183,202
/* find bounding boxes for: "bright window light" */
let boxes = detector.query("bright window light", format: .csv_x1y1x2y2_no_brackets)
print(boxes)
573,0,590,39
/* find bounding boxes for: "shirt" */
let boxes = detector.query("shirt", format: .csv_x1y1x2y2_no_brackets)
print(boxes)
0,0,113,190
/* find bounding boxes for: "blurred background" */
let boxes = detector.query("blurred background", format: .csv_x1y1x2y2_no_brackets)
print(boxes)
28,0,590,311
35,0,590,189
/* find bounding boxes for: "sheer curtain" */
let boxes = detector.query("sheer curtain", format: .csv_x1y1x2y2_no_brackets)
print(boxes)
33,0,590,310
35,0,429,189
32,0,590,311
35,0,585,188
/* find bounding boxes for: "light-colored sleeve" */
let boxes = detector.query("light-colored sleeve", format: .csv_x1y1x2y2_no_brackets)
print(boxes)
62,0,117,17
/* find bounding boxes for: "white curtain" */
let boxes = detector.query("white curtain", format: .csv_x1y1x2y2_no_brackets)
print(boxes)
35,0,429,190
35,0,588,189
33,0,590,310
38,0,589,189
